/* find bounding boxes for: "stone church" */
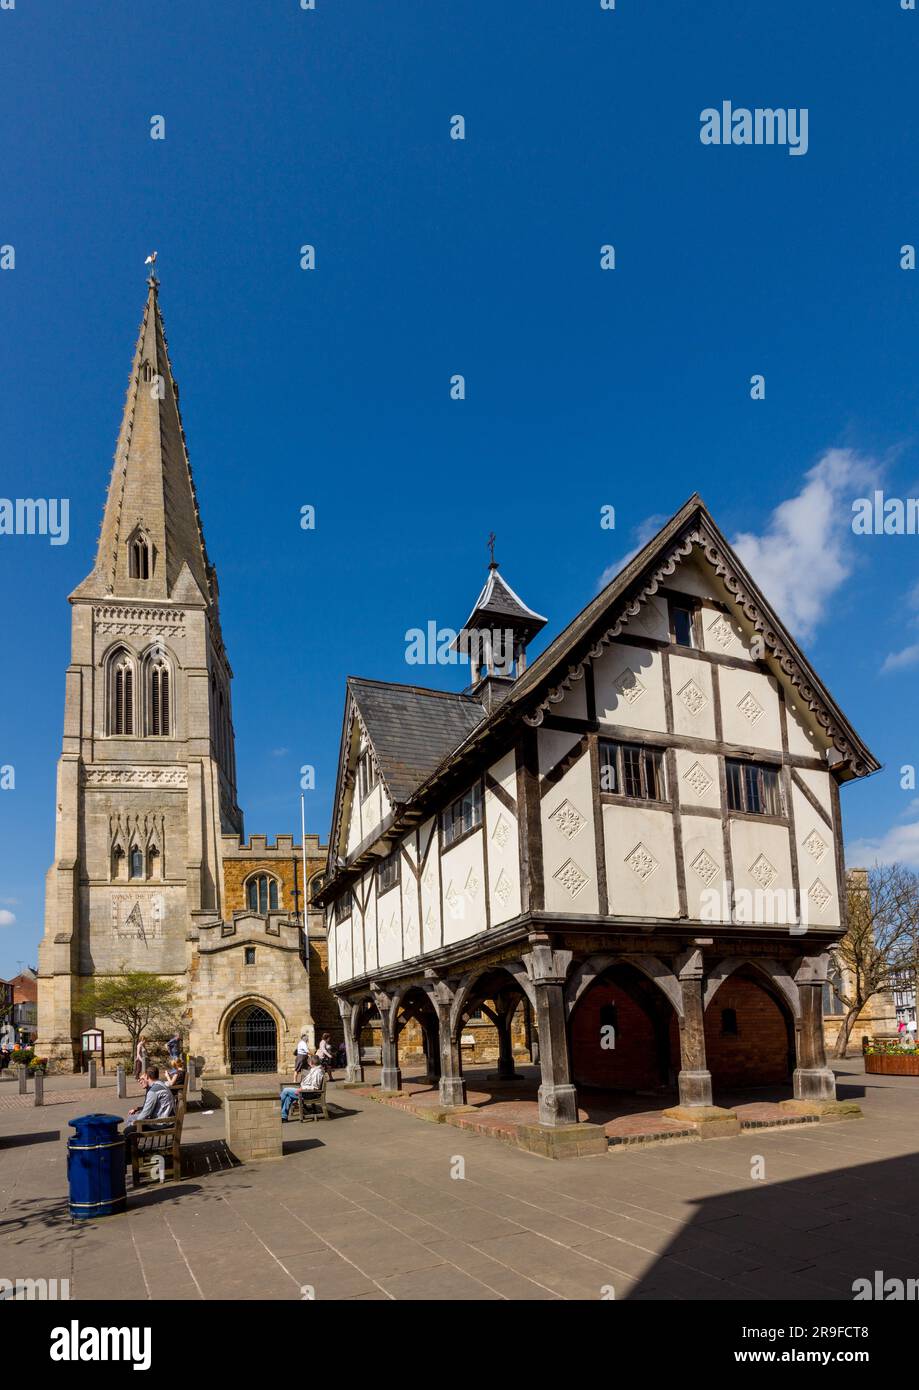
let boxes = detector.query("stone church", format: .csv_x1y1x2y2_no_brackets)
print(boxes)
37,277,335,1075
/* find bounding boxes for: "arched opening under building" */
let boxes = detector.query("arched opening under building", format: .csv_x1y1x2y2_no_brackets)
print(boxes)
393,987,440,1083
453,967,531,1081
227,1003,278,1074
704,966,795,1095
569,961,679,1093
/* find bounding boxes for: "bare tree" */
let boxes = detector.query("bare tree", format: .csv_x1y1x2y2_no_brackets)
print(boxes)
832,864,919,1058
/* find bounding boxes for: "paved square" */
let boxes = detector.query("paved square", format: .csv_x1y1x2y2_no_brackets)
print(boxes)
1,1060,917,1301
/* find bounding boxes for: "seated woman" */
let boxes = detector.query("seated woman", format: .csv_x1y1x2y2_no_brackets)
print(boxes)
166,1062,186,1091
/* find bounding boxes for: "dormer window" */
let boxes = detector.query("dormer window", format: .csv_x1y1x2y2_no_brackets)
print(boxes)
128,531,151,579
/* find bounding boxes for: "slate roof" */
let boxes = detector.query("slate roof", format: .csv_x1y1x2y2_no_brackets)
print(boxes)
348,678,487,805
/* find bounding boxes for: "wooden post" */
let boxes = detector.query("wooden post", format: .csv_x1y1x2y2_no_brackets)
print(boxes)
89,1058,97,1088
33,1072,43,1106
116,1064,126,1099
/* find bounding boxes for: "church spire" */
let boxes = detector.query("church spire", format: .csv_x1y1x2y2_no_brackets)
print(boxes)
73,274,216,608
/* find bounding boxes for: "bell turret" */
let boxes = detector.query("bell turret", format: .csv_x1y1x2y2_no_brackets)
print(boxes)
453,536,547,707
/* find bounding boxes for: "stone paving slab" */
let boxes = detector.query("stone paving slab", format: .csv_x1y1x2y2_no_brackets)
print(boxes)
1,1059,918,1300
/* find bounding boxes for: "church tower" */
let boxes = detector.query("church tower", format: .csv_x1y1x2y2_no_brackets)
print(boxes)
37,275,243,1069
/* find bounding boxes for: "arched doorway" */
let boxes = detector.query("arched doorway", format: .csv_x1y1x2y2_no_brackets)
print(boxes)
704,967,794,1093
228,1004,278,1074
569,962,679,1092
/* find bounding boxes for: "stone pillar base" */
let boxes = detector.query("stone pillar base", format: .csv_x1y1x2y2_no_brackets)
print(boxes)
663,1104,740,1139
380,1067,402,1093
439,1076,467,1107
677,1068,713,1108
793,1066,836,1103
345,1063,365,1085
517,1121,608,1159
537,1082,579,1128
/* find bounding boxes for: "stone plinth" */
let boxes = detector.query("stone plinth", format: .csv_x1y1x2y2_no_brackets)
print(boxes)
225,1086,283,1162
662,1104,741,1139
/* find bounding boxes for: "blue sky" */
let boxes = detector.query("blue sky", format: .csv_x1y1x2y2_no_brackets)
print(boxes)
1,0,918,976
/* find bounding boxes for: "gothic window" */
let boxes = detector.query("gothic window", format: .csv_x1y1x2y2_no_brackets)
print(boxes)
146,652,172,736
246,873,280,914
128,532,151,579
111,844,125,880
129,847,144,880
147,845,160,879
109,648,135,736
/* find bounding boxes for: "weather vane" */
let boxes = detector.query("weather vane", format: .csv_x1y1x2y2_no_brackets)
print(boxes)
144,250,158,282
488,531,497,567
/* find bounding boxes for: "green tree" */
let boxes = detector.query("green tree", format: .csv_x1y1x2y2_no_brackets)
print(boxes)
832,864,919,1057
78,968,185,1065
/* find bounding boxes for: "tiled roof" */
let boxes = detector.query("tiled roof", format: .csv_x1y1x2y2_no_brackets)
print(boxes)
348,678,487,805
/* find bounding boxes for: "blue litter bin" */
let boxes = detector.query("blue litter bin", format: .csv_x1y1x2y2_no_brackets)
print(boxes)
67,1113,126,1219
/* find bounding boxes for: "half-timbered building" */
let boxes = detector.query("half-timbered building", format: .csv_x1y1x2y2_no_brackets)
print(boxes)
316,498,879,1145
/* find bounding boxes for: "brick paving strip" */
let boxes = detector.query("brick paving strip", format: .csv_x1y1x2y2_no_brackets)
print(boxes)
1,1059,918,1300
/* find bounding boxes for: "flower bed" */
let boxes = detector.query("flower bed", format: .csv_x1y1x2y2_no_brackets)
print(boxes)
864,1046,919,1076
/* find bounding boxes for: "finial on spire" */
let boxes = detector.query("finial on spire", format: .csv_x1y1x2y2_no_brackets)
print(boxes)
144,250,159,288
487,531,497,570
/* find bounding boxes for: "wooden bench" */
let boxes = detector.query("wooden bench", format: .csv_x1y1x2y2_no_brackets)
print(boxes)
288,1075,330,1122
129,1072,189,1187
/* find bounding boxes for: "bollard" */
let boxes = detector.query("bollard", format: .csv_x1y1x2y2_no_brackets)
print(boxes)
18,1066,27,1095
34,1072,43,1106
188,1057,197,1092
116,1064,126,1099
89,1059,97,1088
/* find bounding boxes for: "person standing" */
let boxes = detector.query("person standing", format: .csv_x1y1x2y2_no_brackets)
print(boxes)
294,1032,310,1077
316,1032,334,1077
134,1036,147,1081
167,1032,181,1061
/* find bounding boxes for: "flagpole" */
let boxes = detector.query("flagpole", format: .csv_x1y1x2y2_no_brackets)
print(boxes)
300,791,314,1048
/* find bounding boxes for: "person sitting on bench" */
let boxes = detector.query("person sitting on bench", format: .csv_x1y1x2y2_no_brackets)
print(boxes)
124,1065,176,1139
280,1058,325,1120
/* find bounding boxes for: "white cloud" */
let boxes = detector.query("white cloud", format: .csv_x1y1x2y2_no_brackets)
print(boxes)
731,448,879,641
0,910,16,928
848,821,919,870
881,643,919,674
881,578,919,674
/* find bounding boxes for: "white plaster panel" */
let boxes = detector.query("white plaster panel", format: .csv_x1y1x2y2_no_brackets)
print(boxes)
485,770,520,926
699,603,752,661
669,654,716,742
555,677,588,720
729,820,798,926
718,667,783,753
538,727,581,778
401,864,421,960
594,643,667,733
377,887,401,968
675,749,720,809
681,816,728,922
625,594,669,643
603,803,679,918
784,693,831,759
795,767,834,822
337,915,353,981
440,832,487,945
542,751,599,913
418,818,442,952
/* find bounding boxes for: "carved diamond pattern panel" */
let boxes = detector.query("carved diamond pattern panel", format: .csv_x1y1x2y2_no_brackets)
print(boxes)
749,854,777,889
683,761,714,798
809,879,832,913
445,882,464,920
708,614,733,650
802,829,828,863
677,679,708,717
613,667,646,706
625,842,659,883
493,870,511,908
690,849,720,886
553,858,589,898
737,690,764,725
491,814,511,848
549,799,586,840
465,868,480,900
